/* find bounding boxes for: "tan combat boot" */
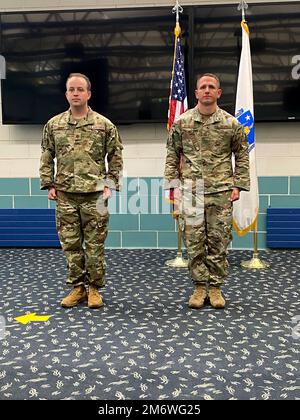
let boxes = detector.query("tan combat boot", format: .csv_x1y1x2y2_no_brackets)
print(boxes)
61,285,87,308
88,285,104,309
188,285,207,309
208,287,225,309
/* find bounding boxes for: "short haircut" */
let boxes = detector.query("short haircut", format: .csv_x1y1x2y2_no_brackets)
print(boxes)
66,73,91,91
196,73,221,88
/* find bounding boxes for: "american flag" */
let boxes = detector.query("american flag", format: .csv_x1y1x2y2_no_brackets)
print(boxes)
167,26,188,215
167,30,188,130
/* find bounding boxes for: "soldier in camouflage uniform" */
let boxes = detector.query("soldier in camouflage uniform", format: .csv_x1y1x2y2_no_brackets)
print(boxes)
40,73,123,309
164,73,250,309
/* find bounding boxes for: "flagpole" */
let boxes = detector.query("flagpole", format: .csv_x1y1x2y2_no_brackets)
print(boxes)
241,223,269,269
165,0,188,268
236,0,269,270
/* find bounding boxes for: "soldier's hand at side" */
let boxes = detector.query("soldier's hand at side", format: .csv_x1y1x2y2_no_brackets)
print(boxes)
103,186,112,200
230,187,240,202
48,186,57,200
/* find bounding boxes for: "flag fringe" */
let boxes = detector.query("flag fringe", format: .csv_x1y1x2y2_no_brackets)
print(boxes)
233,209,259,237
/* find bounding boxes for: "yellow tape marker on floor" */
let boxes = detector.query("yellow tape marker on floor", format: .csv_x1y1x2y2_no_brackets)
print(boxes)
14,313,52,325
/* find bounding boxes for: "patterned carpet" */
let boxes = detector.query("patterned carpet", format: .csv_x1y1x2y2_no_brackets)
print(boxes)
0,248,299,400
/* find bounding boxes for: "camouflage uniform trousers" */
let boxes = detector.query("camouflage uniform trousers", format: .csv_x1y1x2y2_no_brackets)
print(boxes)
56,190,109,287
179,190,232,287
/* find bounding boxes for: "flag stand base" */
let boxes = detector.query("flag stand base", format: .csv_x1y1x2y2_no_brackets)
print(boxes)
165,219,188,268
165,254,188,268
241,252,269,269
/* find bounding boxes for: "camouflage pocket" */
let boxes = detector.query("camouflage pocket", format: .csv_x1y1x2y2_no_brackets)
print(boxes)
54,129,73,155
79,127,105,160
182,129,200,152
217,127,233,146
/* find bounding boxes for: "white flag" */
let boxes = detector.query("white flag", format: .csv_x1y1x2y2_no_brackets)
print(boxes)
233,20,259,236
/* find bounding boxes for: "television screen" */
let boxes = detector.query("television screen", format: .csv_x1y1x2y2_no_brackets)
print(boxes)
0,8,188,124
0,3,300,124
193,2,300,122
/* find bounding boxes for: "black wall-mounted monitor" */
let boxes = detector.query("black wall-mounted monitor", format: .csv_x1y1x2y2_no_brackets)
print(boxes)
0,3,300,124
193,2,300,122
0,8,186,124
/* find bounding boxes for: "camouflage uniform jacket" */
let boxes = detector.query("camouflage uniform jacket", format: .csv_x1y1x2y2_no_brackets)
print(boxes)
40,108,123,192
164,106,250,194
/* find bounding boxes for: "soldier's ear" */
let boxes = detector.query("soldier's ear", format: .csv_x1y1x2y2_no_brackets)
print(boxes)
217,88,222,99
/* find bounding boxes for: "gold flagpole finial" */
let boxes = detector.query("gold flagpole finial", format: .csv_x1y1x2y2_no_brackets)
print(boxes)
238,0,248,21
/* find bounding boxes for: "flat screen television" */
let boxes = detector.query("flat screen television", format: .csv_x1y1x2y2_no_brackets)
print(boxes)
0,2,300,124
193,2,300,122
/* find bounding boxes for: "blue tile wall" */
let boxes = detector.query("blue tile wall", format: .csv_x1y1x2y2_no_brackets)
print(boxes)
1,176,300,249
122,231,157,248
14,196,48,209
106,232,121,248
0,196,13,208
0,178,29,195
258,176,288,194
140,214,175,231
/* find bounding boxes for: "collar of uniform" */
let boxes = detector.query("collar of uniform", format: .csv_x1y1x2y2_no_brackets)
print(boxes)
193,105,222,124
209,107,222,124
67,107,95,127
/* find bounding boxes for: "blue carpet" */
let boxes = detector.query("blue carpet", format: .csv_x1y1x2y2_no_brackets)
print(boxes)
0,249,299,400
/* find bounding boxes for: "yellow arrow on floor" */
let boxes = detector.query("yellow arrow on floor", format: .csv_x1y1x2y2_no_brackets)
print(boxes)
15,313,52,325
